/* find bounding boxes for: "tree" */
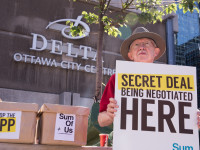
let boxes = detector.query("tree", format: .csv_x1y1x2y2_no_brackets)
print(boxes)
70,0,200,100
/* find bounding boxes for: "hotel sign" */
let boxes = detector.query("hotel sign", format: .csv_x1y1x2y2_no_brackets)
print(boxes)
46,15,90,40
13,16,115,76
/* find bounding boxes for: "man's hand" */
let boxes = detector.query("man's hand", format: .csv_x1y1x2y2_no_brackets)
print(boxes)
98,98,119,127
106,98,119,119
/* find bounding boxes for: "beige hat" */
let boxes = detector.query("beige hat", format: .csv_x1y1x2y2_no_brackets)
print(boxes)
120,27,166,61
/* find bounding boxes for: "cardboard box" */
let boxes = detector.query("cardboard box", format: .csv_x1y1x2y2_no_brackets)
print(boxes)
0,101,38,144
38,103,90,146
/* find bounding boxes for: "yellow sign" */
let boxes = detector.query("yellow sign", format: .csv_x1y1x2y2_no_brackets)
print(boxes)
118,74,194,91
0,111,21,139
0,118,16,132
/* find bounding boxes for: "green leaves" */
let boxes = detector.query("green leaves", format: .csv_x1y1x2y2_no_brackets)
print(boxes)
165,3,177,14
66,22,84,37
102,16,122,37
65,21,85,37
68,0,198,37
104,26,122,37
122,2,129,9
134,0,165,24
102,16,111,25
70,25,85,37
138,12,153,24
179,0,199,13
82,11,99,24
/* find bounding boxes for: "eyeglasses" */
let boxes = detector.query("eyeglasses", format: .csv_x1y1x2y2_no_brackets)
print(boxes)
130,41,157,50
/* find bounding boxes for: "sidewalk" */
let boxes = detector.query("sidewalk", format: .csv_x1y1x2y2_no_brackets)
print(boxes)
0,143,112,150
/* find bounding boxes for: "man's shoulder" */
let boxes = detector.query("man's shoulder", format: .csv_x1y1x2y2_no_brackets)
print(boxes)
110,74,116,81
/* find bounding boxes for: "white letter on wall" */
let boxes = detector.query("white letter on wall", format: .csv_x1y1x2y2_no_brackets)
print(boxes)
30,33,47,51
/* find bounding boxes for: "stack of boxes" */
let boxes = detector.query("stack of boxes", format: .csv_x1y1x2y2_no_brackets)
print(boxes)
0,101,90,146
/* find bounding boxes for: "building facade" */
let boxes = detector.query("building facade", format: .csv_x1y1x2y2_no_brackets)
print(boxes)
175,4,200,106
0,0,167,108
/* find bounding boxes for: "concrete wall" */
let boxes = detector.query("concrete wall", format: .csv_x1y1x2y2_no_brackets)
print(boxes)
0,88,93,109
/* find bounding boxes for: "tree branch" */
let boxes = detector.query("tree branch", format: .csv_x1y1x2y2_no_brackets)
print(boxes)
121,0,135,11
103,0,112,14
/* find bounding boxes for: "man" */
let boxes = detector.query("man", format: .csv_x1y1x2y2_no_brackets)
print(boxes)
98,26,166,127
98,27,200,129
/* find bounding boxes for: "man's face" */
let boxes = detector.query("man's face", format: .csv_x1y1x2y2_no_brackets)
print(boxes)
128,38,160,63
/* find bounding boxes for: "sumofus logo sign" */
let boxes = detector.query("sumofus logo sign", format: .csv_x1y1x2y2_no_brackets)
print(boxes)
173,143,193,150
13,16,115,76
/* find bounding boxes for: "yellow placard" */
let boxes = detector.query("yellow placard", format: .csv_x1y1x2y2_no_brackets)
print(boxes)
118,74,195,91
0,117,16,132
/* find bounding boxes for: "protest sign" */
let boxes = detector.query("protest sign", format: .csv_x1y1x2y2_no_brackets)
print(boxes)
0,111,21,139
54,113,76,141
113,60,199,150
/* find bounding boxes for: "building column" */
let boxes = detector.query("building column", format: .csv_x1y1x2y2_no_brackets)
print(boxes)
166,18,175,65
59,92,71,105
